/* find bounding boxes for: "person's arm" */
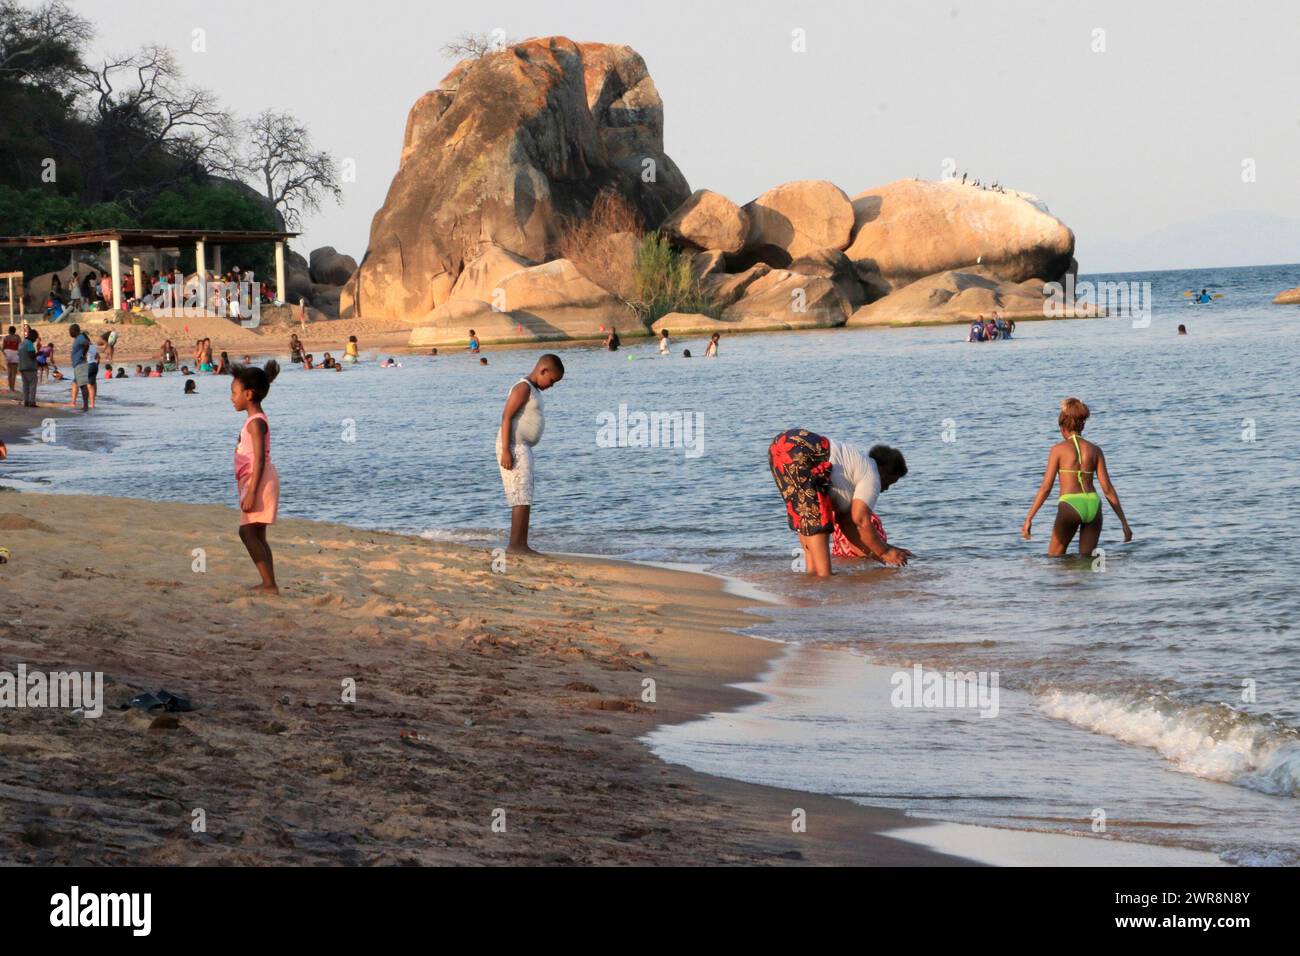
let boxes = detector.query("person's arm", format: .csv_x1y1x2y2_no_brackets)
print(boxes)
240,420,267,512
1021,448,1059,539
840,499,911,566
498,382,528,470
1095,450,1133,541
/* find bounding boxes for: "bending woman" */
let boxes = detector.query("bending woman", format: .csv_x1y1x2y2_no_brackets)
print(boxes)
768,428,911,576
1021,397,1132,555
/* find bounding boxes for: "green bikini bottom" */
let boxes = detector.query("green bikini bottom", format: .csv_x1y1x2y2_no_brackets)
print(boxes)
1060,492,1101,524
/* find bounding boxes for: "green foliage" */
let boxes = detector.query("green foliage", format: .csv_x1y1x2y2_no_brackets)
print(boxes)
0,185,134,273
631,231,717,324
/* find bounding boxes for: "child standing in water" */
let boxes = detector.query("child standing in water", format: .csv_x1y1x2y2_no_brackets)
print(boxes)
231,361,281,592
1022,397,1132,555
497,354,565,553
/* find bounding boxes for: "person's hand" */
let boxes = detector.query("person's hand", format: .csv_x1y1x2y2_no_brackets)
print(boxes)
879,546,911,567
499,447,514,470
240,488,255,512
1122,521,1133,542
1021,518,1033,540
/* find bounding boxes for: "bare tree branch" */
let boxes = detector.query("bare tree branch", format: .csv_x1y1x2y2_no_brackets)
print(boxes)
219,110,342,230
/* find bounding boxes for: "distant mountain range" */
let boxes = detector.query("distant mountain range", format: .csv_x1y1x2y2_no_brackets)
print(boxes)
1083,211,1300,274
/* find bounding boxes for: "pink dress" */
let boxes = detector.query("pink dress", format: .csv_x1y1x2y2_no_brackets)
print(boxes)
235,412,279,525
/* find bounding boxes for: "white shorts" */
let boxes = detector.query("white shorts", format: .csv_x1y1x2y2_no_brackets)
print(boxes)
497,439,534,507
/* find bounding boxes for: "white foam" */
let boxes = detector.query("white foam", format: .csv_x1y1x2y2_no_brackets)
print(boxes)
1038,689,1300,796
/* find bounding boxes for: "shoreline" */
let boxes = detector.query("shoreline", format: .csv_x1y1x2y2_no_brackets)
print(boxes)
3,307,1110,369
1,395,1237,867
0,475,975,865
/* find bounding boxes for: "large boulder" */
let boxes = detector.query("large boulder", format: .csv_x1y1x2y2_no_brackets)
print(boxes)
721,270,849,329
409,258,640,346
662,189,748,253
789,247,869,311
846,268,1050,326
308,246,358,286
845,180,1075,293
349,37,690,320
1273,287,1300,305
448,245,537,304
702,263,773,308
308,284,342,318
738,180,854,267
649,271,849,336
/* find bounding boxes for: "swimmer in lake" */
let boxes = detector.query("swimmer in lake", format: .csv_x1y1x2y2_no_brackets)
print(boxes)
1021,397,1133,555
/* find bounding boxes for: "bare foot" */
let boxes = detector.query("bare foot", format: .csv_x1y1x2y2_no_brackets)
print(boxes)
249,583,280,595
506,545,540,555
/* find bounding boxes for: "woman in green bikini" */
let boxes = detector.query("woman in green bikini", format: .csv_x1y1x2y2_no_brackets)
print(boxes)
1021,397,1132,555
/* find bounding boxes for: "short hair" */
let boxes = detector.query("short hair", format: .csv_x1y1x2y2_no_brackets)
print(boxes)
1059,397,1090,433
538,353,564,376
869,445,908,481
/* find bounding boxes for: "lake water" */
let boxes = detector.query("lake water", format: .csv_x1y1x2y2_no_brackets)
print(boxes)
6,262,1299,865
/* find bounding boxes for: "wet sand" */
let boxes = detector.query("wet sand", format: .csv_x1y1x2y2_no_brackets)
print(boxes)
0,450,971,864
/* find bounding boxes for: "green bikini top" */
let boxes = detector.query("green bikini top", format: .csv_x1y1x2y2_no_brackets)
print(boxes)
1066,433,1094,483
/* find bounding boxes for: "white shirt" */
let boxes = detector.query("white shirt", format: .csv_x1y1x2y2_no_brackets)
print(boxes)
828,440,880,513
508,378,545,446
658,335,670,354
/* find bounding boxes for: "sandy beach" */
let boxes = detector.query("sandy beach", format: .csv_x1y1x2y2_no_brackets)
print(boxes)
0,397,970,866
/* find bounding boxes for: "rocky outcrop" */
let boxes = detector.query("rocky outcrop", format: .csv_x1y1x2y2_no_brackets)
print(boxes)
661,189,749,253
349,37,689,320
409,258,639,346
1273,287,1300,304
721,270,848,329
738,180,854,267
448,245,537,304
846,268,1050,326
845,179,1075,294
789,247,868,311
308,246,358,286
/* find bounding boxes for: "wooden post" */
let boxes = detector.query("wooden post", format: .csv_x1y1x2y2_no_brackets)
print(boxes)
109,239,123,311
196,240,207,314
132,258,142,304
274,241,286,305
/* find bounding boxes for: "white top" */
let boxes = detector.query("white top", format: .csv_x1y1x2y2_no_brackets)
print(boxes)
508,378,545,446
658,335,670,354
828,440,880,513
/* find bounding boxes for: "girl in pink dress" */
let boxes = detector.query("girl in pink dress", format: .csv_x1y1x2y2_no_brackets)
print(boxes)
230,360,281,593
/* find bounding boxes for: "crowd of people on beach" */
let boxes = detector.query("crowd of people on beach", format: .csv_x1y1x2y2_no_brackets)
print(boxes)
39,264,275,322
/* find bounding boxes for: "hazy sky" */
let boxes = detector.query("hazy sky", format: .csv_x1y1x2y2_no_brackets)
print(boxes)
70,0,1300,273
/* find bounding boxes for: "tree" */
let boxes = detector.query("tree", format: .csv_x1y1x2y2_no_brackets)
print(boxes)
220,110,341,230
0,0,92,91
441,31,515,60
65,44,231,204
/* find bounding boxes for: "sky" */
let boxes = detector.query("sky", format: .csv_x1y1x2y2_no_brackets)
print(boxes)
68,0,1300,273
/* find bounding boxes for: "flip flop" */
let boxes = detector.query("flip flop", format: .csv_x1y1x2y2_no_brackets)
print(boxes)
126,689,194,713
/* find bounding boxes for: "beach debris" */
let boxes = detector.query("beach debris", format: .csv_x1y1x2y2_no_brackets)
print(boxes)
564,681,599,693
125,689,193,713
